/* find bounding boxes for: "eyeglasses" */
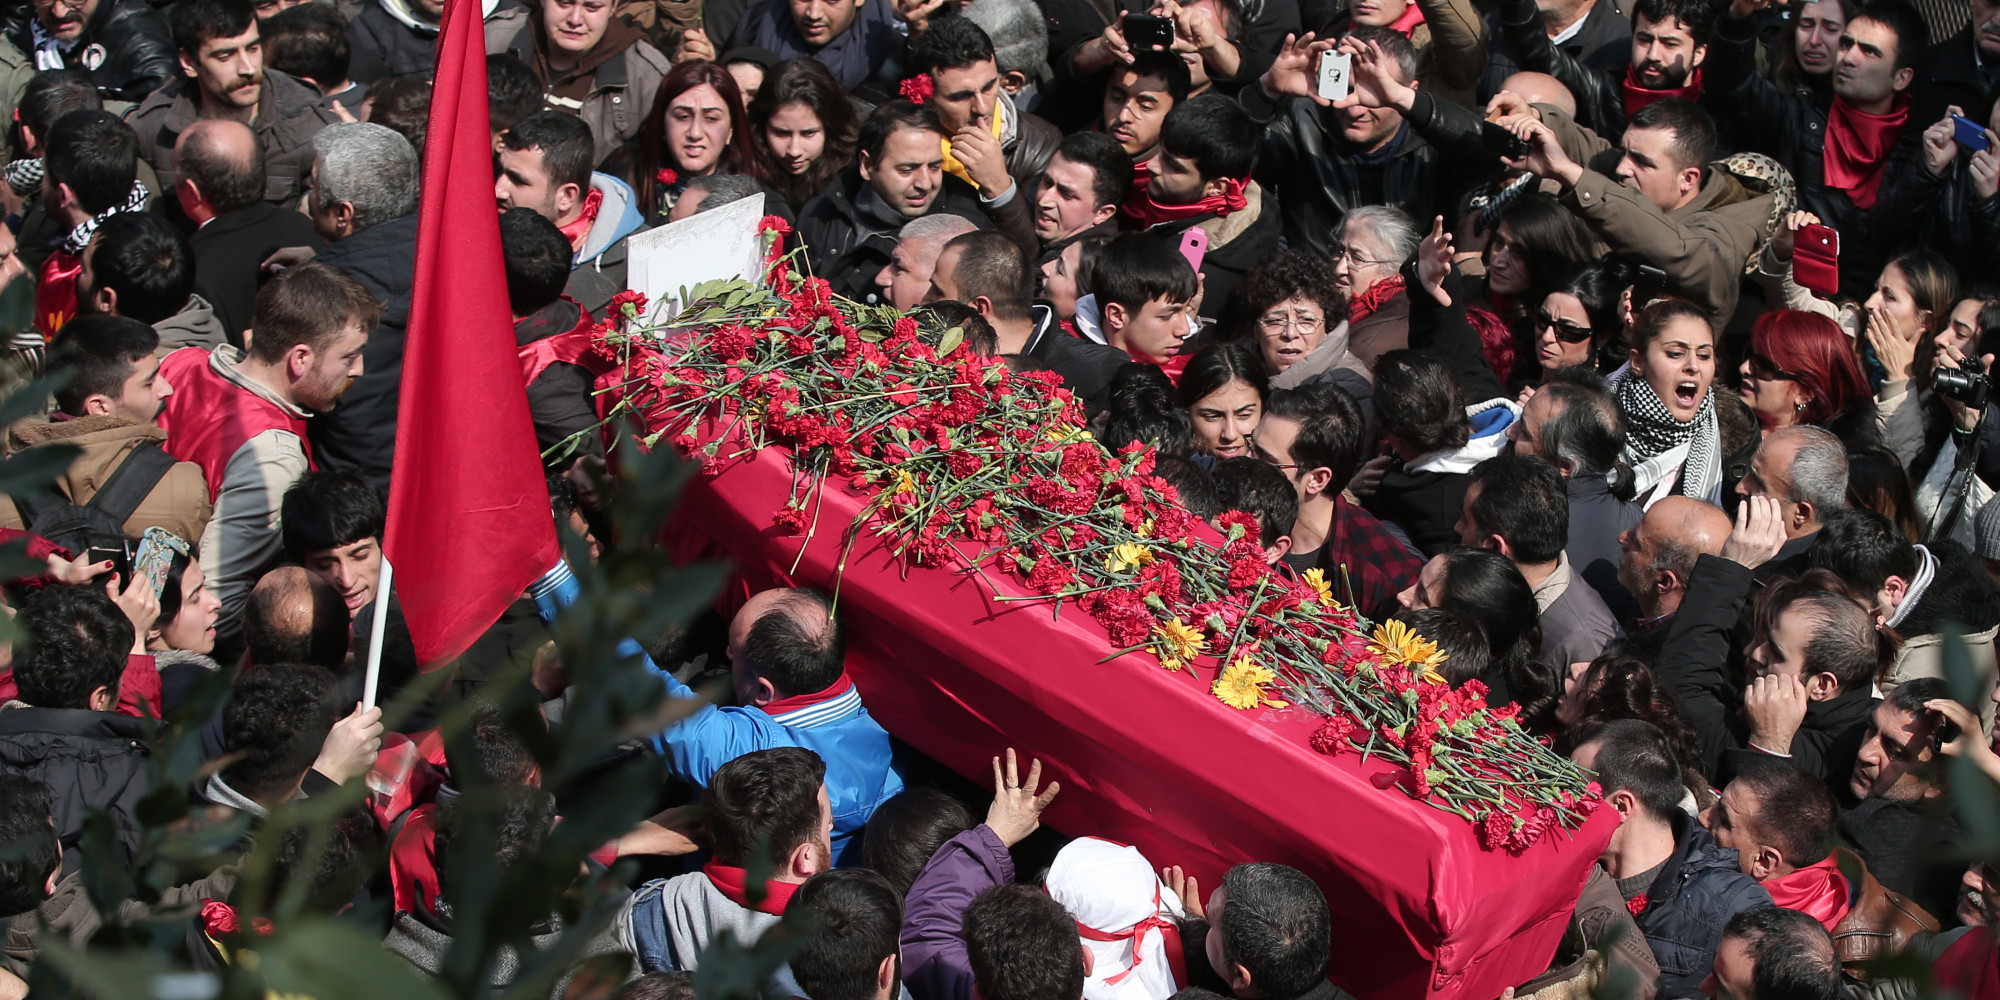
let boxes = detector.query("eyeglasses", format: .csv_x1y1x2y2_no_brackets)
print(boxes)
1744,350,1799,381
1329,243,1391,268
36,0,88,10
1258,313,1324,335
1536,311,1595,344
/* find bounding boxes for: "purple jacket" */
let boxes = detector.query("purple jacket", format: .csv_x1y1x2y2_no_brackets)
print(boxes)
901,825,1014,1000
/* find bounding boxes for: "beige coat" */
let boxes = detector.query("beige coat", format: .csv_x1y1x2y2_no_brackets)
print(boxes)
0,414,212,546
1883,623,2000,730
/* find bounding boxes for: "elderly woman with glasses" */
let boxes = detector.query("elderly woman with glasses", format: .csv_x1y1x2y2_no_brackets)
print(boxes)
1238,249,1372,401
1332,205,1422,368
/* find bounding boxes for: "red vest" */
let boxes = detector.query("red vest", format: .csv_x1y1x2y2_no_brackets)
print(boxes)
157,348,313,500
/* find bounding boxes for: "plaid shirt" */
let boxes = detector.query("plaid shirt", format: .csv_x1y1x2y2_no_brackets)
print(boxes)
1321,497,1425,622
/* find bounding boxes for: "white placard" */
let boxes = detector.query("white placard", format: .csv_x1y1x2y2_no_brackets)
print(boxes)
625,192,768,323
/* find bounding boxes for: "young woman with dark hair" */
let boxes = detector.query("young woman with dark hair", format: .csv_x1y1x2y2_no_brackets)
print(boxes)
748,59,859,211
1178,342,1268,462
1527,262,1626,386
633,60,772,219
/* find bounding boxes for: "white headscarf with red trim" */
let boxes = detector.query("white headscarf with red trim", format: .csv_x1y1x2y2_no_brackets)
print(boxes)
1047,838,1188,1000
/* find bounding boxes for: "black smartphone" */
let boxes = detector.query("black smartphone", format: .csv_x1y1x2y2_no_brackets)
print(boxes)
1480,120,1530,159
1930,707,1963,755
1122,12,1175,49
1634,264,1668,306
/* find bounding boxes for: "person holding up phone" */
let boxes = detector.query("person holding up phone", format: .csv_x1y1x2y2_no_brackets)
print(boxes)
1909,98,2000,285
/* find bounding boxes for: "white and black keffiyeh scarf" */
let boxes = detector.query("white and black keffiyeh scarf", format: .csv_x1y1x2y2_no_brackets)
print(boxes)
60,179,149,256
1610,363,1722,503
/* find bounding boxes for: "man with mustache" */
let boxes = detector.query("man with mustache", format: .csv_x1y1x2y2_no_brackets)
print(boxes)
156,262,381,644
126,0,340,211
5,0,176,102
1487,0,1711,138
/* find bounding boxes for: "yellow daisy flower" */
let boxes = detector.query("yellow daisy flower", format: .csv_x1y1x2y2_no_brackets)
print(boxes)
1155,618,1205,667
893,469,916,497
1302,567,1334,607
1104,542,1155,574
1213,656,1287,710
1370,619,1449,683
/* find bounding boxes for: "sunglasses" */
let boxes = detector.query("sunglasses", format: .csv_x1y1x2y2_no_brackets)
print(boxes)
1536,311,1595,344
1744,350,1799,381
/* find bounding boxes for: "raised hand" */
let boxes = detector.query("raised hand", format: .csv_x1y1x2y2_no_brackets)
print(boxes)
1163,865,1204,917
1770,209,1821,262
1484,90,1534,122
1865,304,1919,380
108,572,159,654
1334,36,1414,113
677,27,716,63
1743,672,1810,754
1923,108,1963,175
1415,215,1454,306
1504,117,1581,187
985,748,1061,847
1972,140,1999,200
1260,32,1333,102
314,702,386,785
1720,494,1788,569
1075,19,1137,74
890,0,946,33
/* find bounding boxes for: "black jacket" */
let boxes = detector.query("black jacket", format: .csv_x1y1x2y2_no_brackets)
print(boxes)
1477,0,1630,105
1240,88,1473,261
1894,540,2000,641
5,0,175,102
516,297,605,471
1836,796,1965,924
1023,303,1130,415
0,707,149,875
1913,24,1999,136
309,212,419,492
1137,181,1282,328
1630,811,1774,1000
190,202,327,348
1491,0,1629,138
796,171,989,302
345,2,441,84
1567,470,1643,624
1703,12,1930,296
1909,156,2000,289
1658,553,1879,787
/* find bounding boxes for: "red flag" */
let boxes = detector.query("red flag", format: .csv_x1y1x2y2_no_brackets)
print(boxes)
383,0,558,667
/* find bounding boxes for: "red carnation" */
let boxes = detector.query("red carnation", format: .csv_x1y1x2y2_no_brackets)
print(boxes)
1626,894,1649,916
899,75,935,104
656,167,679,187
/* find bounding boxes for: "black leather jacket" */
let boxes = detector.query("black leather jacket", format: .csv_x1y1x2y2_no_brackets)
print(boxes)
4,0,176,102
1493,0,1627,138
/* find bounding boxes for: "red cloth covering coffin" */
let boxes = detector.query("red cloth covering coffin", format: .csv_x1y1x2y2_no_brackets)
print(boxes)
665,440,1618,1000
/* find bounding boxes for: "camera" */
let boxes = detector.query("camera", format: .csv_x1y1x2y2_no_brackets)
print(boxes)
1935,353,1991,410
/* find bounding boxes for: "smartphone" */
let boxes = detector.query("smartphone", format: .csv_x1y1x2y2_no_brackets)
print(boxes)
1633,264,1668,307
1179,227,1209,274
1480,120,1530,159
1794,223,1839,300
1122,13,1174,50
1929,707,1963,754
1317,50,1352,102
1953,114,1991,151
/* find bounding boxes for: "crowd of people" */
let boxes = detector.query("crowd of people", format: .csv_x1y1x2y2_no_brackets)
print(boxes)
0,0,1995,991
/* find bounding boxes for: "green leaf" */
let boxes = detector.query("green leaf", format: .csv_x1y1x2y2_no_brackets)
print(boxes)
937,326,964,358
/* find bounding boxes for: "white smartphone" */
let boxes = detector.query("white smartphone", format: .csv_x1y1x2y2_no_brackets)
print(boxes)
1317,50,1352,101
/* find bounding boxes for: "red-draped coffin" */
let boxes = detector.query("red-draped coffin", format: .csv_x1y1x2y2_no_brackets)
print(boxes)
667,442,1619,1000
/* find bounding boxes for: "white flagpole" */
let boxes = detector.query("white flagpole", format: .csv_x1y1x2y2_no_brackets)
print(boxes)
362,558,394,710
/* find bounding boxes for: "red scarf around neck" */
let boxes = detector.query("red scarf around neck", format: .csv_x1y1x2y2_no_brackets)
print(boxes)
1386,2,1424,35
1761,856,1851,930
1824,92,1911,210
557,187,604,252
703,860,802,916
1349,275,1405,324
1121,160,1248,229
1621,66,1703,117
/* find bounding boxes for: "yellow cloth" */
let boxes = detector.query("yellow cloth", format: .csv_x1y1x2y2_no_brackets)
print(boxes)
940,101,1007,191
